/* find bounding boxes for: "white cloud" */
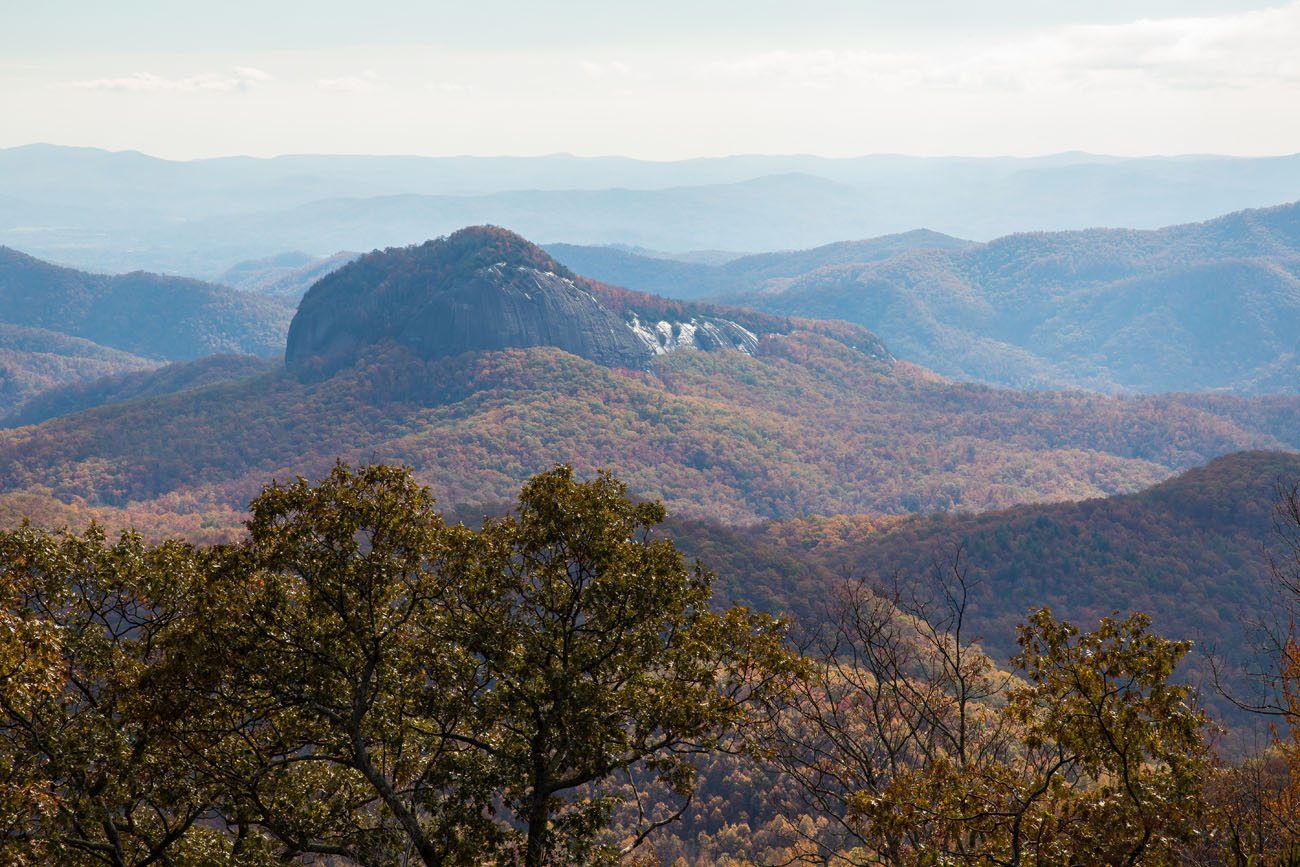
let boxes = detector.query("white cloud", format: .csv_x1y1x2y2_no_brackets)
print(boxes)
25,3,1300,159
232,66,273,83
700,1,1300,93
1030,2,1300,89
70,67,273,92
705,49,920,89
317,70,382,92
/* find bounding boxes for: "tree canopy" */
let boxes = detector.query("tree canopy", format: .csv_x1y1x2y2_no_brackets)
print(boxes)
1,463,1296,864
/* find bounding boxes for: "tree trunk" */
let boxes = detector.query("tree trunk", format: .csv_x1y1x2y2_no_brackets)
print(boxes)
524,728,551,867
523,792,550,867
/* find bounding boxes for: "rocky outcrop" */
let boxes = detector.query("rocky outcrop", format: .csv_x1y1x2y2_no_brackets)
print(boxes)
387,261,651,368
626,314,759,356
285,226,775,372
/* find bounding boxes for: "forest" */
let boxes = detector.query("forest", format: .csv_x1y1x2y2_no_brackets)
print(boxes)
3,333,1299,525
2,463,1297,865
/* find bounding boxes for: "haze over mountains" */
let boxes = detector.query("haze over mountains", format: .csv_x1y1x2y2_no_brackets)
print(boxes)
555,202,1300,394
546,229,975,299
2,212,1298,812
215,250,358,300
5,144,1300,275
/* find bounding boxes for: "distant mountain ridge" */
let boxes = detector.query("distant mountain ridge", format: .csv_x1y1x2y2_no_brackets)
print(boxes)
547,229,974,300
217,250,358,300
5,144,1300,275
733,201,1300,394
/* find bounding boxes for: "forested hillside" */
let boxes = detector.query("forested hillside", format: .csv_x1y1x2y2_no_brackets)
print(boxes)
4,461,1297,864
732,201,1300,394
3,334,1298,523
2,221,1296,857
547,228,973,299
10,1,1300,861
663,451,1300,736
2,227,1297,525
0,246,292,360
1,354,275,428
0,323,157,414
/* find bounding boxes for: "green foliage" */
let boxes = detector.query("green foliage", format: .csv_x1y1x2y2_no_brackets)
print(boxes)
0,463,789,865
1003,609,1207,863
0,525,237,866
442,466,793,864
196,463,501,864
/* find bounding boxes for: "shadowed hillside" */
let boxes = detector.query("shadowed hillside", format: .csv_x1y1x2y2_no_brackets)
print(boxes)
677,451,1300,716
0,246,291,360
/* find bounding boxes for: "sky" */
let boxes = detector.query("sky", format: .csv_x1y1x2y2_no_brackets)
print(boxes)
3,0,1298,160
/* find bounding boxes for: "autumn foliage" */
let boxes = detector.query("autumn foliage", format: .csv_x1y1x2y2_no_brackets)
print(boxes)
3,464,1300,864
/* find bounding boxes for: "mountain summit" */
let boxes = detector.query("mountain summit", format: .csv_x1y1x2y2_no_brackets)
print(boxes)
285,226,762,372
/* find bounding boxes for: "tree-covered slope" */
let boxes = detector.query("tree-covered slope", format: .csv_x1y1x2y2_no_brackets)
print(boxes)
2,354,275,428
0,246,292,360
1,332,1297,523
0,323,157,413
693,450,1300,677
734,202,1300,394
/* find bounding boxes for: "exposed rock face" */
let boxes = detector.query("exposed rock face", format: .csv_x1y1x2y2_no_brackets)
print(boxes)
285,226,771,372
391,261,650,368
627,314,759,356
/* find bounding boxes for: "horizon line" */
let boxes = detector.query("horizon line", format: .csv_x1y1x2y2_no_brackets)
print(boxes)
4,141,1300,164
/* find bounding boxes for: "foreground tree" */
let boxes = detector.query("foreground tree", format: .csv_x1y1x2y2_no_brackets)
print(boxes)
993,609,1208,864
187,463,792,865
1207,482,1300,862
0,526,234,865
0,465,792,865
441,465,793,865
180,463,498,864
773,555,1209,865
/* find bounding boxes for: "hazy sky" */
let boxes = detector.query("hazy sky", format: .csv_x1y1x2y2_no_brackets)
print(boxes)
4,0,1298,159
